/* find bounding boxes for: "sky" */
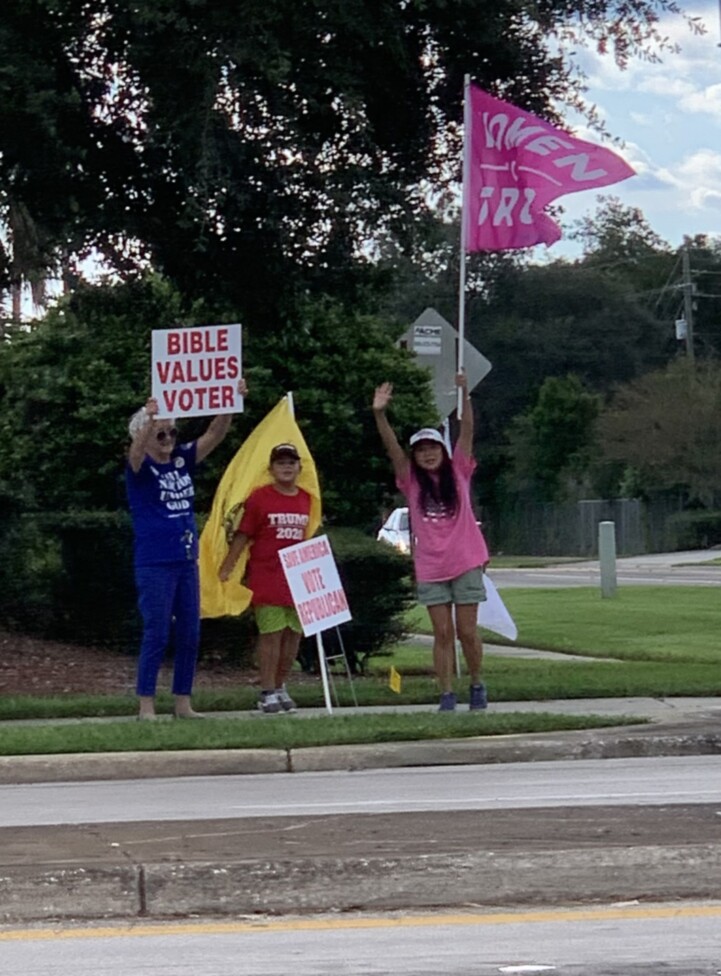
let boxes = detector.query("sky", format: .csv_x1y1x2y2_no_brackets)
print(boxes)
540,0,721,259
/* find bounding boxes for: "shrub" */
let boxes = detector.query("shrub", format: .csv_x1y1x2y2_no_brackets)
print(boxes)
32,511,258,664
41,510,139,651
0,515,414,673
666,510,721,551
0,506,61,635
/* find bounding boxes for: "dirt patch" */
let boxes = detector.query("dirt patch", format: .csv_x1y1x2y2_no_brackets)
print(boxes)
0,629,257,696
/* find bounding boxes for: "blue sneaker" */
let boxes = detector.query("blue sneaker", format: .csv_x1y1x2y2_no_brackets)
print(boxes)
438,691,457,712
469,683,488,711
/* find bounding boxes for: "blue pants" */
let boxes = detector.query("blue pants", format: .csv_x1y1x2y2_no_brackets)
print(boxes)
135,562,200,697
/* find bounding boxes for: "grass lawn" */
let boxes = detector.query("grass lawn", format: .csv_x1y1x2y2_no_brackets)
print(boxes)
3,650,719,726
2,584,719,755
0,710,642,757
406,586,721,664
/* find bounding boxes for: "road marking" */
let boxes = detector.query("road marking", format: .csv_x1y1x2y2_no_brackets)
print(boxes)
3,903,721,943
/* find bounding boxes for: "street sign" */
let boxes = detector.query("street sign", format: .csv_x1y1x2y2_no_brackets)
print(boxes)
412,322,442,355
398,308,492,420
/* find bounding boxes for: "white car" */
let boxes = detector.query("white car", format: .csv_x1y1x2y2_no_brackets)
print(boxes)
377,507,411,554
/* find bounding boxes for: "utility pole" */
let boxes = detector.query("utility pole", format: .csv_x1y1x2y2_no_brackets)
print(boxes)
682,245,695,364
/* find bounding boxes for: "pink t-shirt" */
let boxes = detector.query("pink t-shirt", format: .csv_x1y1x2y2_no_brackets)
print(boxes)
397,446,489,583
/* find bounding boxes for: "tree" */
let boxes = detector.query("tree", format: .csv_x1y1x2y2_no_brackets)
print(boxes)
0,276,185,511
569,195,675,292
0,1,703,324
598,358,721,506
505,374,601,501
0,277,433,524
468,258,673,501
572,196,671,263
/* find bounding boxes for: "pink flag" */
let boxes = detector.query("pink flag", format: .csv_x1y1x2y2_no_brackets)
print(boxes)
464,85,635,252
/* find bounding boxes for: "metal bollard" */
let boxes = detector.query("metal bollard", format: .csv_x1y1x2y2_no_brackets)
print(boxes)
598,520,617,598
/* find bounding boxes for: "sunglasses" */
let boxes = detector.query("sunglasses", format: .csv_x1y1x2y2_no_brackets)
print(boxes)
156,427,178,443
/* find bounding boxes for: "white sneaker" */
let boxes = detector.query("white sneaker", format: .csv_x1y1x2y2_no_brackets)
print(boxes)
258,692,282,714
275,686,297,712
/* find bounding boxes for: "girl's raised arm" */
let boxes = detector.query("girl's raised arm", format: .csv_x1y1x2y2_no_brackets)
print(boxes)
372,382,409,481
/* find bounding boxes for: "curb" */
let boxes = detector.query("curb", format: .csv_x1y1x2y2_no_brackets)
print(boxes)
2,722,721,784
4,844,721,923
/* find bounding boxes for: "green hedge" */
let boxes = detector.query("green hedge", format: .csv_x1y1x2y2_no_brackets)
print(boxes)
666,510,721,550
0,506,61,635
0,513,414,670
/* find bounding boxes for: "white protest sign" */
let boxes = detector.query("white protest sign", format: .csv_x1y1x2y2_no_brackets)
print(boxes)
280,535,352,637
151,323,243,419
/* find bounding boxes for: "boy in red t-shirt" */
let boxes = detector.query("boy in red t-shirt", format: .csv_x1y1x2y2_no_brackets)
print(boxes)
219,443,312,713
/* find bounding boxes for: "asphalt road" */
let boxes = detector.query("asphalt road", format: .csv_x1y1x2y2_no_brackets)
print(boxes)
490,548,721,588
4,754,721,826
3,904,721,975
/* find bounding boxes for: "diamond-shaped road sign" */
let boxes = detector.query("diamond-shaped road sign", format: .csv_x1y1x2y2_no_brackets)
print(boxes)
398,308,492,420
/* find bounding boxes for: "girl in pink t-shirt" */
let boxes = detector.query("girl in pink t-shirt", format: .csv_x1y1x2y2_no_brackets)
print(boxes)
373,372,489,712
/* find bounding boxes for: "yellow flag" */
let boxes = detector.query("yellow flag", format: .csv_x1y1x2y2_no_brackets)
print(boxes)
199,396,322,618
389,666,402,694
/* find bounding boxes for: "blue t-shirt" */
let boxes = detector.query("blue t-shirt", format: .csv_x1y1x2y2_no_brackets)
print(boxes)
126,442,199,567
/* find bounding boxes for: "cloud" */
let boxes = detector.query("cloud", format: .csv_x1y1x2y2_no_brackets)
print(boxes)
676,148,721,177
689,188,721,210
637,149,721,215
572,1,719,96
678,83,721,119
629,111,655,127
636,77,696,99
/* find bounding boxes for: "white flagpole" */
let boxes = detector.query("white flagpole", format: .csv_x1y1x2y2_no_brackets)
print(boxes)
457,73,471,418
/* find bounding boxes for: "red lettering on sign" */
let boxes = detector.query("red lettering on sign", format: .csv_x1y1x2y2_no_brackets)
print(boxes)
165,329,231,356
179,389,194,411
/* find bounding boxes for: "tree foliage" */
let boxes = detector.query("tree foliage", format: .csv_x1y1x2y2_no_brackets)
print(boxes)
469,257,672,493
0,276,432,524
506,374,601,501
570,195,674,289
598,358,721,506
0,0,701,321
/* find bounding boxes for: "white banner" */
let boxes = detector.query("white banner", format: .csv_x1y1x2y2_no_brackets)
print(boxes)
477,574,518,641
280,535,352,637
152,323,243,419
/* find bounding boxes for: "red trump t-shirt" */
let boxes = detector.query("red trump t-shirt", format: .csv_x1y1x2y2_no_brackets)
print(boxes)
238,483,312,606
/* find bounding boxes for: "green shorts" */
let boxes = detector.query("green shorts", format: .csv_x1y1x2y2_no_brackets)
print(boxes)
254,604,303,635
416,566,486,607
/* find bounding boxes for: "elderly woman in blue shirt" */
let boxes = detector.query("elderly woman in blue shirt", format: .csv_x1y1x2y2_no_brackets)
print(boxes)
126,379,247,720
